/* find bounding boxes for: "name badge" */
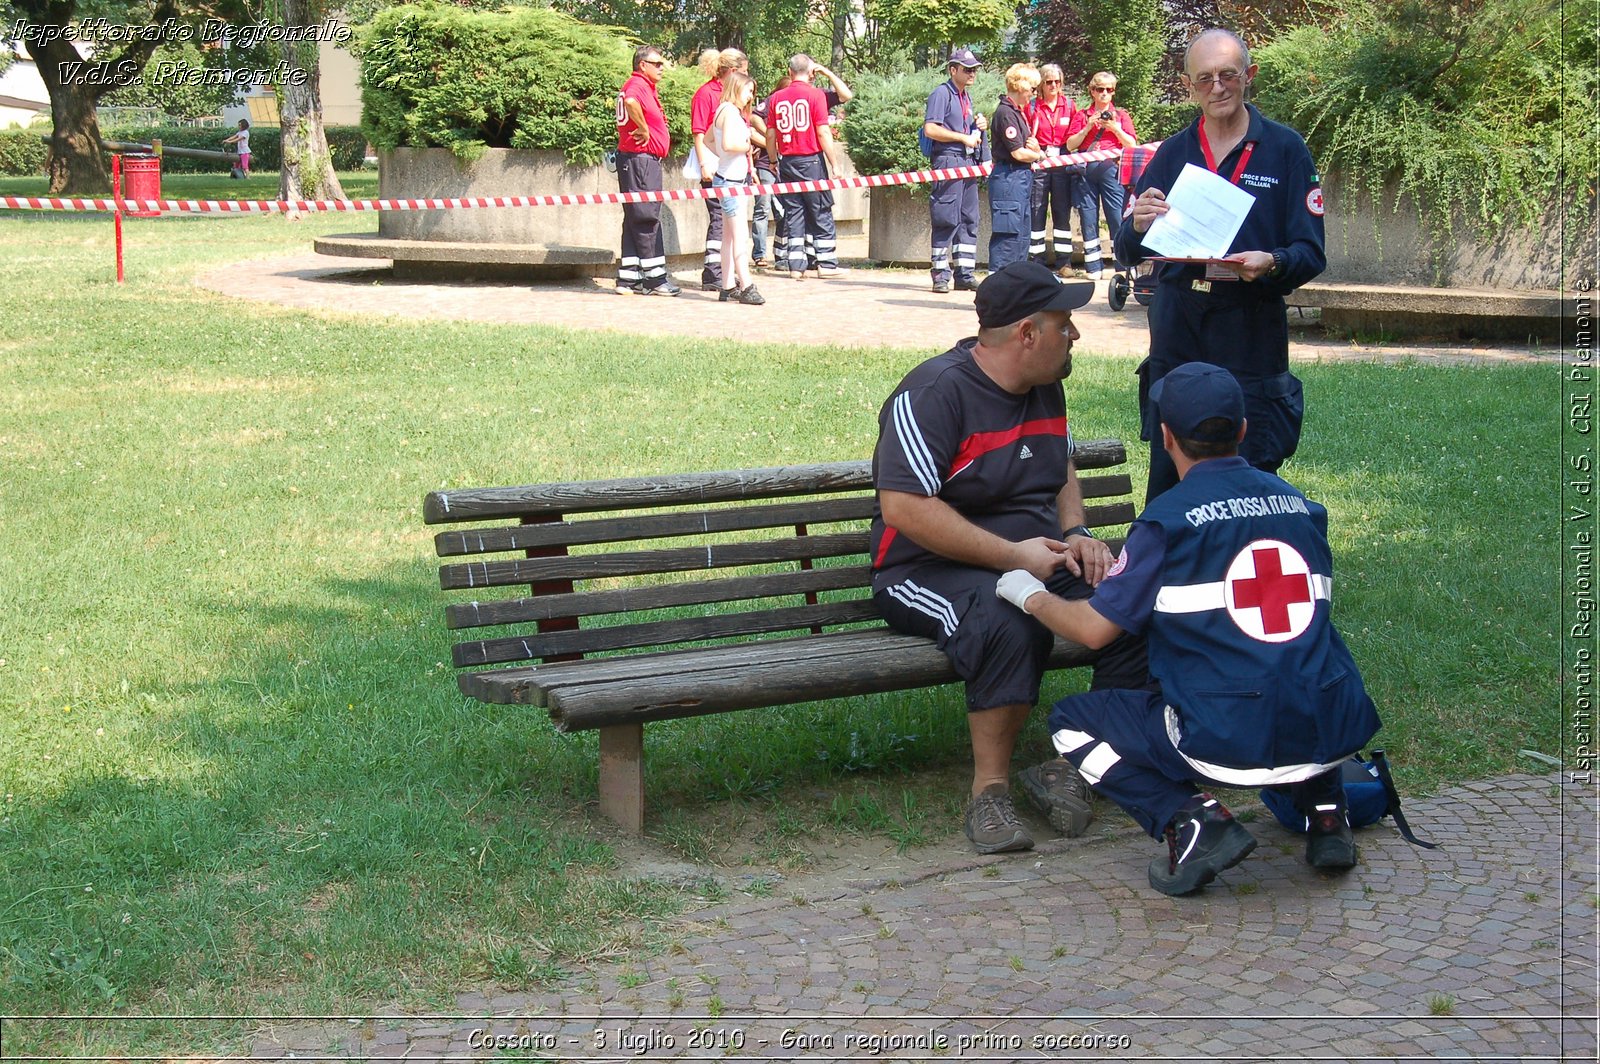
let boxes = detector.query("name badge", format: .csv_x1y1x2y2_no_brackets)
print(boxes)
1204,262,1241,282
1045,145,1060,157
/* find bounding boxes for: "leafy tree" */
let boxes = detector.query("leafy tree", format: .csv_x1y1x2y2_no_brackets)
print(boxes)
1253,0,1592,245
864,0,1014,57
100,40,238,119
0,0,206,192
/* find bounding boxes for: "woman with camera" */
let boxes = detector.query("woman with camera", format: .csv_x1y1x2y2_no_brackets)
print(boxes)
1064,72,1138,278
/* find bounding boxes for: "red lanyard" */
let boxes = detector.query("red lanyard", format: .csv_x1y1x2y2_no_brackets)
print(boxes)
1198,118,1256,184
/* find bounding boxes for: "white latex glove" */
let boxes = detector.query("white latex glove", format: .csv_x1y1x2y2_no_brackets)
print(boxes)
995,569,1048,614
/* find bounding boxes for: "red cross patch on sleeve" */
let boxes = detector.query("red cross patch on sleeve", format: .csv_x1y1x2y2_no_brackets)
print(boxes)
1306,188,1325,216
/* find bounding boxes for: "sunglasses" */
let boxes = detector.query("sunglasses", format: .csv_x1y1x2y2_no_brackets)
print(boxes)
1090,86,1115,93
1043,79,1062,85
641,59,665,68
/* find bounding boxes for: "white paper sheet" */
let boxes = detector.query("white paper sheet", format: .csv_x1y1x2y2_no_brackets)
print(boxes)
1140,162,1256,259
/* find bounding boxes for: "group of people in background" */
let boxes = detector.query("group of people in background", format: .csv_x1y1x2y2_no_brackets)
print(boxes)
613,43,1144,303
924,51,1138,291
614,43,853,302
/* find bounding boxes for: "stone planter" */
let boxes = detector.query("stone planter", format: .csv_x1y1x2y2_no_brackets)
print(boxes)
1320,173,1578,290
315,146,870,278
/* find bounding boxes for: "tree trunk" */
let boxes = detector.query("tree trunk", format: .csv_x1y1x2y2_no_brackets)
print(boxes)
32,37,112,195
277,0,346,201
831,2,848,68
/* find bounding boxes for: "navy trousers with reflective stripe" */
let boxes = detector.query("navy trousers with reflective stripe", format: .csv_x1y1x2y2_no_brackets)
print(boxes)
616,152,667,289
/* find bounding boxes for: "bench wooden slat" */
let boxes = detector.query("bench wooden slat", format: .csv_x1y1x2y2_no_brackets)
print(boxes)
1080,472,1133,501
435,496,880,558
438,531,868,591
456,628,1099,729
453,598,884,666
446,564,874,629
422,440,1128,525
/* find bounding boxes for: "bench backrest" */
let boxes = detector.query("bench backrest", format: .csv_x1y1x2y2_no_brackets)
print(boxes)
424,439,1134,670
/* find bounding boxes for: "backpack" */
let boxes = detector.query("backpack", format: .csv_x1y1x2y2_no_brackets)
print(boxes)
1260,750,1436,847
918,127,934,158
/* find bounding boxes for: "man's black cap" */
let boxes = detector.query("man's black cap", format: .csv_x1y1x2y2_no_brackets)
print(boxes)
1150,362,1245,441
974,261,1095,329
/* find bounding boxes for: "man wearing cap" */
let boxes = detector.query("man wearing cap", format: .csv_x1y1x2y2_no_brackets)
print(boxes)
871,261,1151,855
1116,28,1326,503
923,48,990,293
994,362,1381,896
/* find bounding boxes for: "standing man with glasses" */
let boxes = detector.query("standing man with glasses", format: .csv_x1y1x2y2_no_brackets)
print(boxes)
614,46,681,296
1063,72,1138,279
1114,28,1326,503
1029,64,1079,275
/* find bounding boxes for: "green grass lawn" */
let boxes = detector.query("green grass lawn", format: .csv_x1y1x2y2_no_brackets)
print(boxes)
0,187,1560,1053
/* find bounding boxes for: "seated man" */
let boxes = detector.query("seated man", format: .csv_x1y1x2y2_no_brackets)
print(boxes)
870,261,1151,854
994,362,1381,895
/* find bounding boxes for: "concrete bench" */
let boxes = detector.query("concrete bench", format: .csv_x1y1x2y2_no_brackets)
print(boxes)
1290,281,1567,342
314,233,612,281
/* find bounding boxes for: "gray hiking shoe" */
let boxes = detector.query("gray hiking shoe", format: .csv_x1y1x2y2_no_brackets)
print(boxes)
964,784,1034,854
1018,757,1095,837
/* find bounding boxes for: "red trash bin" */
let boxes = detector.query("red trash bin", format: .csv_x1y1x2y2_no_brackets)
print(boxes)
120,153,161,216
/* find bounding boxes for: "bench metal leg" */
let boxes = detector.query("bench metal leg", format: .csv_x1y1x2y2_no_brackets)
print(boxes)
598,723,645,833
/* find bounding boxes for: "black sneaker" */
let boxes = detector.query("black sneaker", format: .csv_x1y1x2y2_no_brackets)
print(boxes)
954,276,978,291
1017,757,1094,837
1147,794,1257,896
647,281,682,297
1305,804,1358,870
718,285,743,303
738,284,766,305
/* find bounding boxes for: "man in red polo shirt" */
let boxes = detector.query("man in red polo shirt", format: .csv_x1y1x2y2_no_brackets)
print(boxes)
765,54,842,279
615,45,680,296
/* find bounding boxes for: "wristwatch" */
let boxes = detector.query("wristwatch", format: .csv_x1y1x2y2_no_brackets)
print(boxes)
1268,249,1287,278
1063,524,1095,540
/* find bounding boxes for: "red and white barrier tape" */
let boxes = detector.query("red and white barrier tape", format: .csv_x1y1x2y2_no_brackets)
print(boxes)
0,146,1131,215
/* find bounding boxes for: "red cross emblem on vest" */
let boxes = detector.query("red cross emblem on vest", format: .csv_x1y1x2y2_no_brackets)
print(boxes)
1224,539,1315,642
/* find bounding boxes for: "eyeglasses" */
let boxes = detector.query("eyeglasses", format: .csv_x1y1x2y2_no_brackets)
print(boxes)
1188,69,1242,89
641,59,665,68
1090,86,1115,93
1043,79,1062,85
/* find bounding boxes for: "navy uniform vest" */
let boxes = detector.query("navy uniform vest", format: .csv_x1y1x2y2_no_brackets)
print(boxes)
1141,457,1380,773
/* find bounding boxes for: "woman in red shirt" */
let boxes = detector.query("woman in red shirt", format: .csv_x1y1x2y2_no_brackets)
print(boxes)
1064,72,1138,278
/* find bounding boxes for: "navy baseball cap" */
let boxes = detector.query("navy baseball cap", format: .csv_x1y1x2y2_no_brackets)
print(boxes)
947,47,981,68
1150,362,1245,441
975,261,1095,328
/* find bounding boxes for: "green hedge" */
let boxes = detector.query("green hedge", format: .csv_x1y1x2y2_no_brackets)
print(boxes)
0,129,49,176
357,2,640,167
102,125,369,173
1253,0,1592,237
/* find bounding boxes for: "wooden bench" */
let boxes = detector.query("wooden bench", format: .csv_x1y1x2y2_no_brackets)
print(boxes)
423,438,1136,832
